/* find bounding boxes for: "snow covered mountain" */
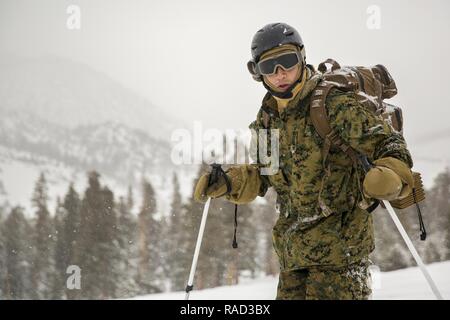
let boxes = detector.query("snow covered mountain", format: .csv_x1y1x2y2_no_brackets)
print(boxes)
0,55,197,216
0,54,184,141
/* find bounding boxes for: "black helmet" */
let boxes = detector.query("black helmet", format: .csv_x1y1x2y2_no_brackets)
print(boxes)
251,23,304,62
247,23,305,82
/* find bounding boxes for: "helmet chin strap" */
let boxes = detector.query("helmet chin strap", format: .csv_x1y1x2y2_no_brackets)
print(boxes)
263,62,305,99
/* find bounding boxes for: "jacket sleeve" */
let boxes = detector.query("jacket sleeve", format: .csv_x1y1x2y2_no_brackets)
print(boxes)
325,90,413,168
224,164,269,204
224,116,272,204
248,115,272,196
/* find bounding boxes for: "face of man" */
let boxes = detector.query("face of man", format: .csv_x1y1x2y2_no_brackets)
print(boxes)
263,63,301,92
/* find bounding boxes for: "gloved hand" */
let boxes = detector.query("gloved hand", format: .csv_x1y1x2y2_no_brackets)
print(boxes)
363,157,414,201
193,171,231,203
193,165,262,204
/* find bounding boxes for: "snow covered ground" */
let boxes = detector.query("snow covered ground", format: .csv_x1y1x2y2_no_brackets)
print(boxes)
132,261,450,300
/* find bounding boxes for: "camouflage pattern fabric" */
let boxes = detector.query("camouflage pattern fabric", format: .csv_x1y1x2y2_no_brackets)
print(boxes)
276,259,372,300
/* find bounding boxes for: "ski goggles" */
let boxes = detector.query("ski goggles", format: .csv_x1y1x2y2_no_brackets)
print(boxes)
256,51,300,76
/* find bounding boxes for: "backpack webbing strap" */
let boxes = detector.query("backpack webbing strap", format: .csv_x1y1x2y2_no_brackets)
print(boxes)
310,82,359,168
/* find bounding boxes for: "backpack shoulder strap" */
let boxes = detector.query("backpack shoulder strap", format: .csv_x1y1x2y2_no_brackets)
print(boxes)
259,92,278,129
309,81,359,167
261,107,271,129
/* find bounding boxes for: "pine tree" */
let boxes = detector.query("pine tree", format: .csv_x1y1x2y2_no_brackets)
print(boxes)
137,178,162,294
75,172,122,299
158,212,170,292
51,197,68,299
166,172,187,291
74,171,107,299
115,194,139,298
61,183,82,299
3,207,34,299
96,186,121,298
31,172,55,299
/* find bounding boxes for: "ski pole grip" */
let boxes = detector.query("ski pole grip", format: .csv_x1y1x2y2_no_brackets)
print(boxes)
208,163,222,187
207,163,232,198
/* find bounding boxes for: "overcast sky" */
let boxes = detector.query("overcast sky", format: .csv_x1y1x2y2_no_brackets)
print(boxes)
1,0,450,184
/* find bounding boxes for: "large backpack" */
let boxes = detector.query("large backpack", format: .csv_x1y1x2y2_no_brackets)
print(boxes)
309,58,424,210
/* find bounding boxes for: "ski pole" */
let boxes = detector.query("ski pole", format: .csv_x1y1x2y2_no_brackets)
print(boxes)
358,155,443,300
185,196,212,300
381,199,443,300
185,163,231,300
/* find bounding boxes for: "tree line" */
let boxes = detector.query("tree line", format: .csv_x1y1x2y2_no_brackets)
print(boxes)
0,165,278,299
0,166,449,299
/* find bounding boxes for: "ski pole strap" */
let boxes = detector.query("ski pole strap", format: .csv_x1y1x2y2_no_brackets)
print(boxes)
412,190,427,241
232,204,238,249
366,199,380,213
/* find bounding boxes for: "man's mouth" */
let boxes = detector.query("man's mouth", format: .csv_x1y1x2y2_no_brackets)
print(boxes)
278,84,289,89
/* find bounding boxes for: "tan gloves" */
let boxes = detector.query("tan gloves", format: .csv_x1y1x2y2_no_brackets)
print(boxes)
363,157,414,201
194,171,231,203
193,165,262,205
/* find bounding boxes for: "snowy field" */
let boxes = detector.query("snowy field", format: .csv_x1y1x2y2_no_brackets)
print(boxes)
132,261,450,300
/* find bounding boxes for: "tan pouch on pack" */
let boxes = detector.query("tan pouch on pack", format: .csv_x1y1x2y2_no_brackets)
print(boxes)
390,172,425,209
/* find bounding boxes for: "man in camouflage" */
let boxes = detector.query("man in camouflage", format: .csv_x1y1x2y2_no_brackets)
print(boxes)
194,23,414,300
